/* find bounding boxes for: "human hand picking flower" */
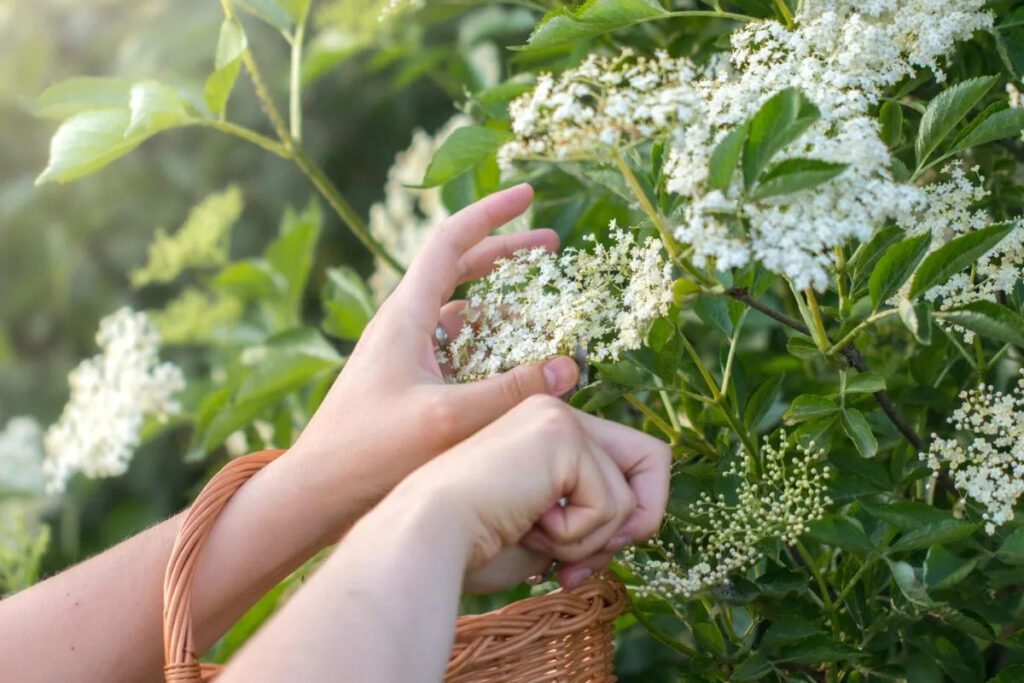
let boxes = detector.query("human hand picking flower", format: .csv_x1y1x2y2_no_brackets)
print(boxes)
220,395,672,683
0,184,582,683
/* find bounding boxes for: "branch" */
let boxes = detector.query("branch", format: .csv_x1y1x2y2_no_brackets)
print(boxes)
726,288,924,450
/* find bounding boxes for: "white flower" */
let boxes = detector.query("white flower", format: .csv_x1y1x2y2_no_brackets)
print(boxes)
925,371,1024,534
42,308,185,493
624,432,831,599
440,225,673,382
0,416,45,495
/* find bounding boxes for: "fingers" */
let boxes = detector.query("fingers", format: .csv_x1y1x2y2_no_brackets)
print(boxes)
557,551,617,589
456,229,558,283
444,356,579,435
576,411,672,543
463,546,550,594
393,184,534,332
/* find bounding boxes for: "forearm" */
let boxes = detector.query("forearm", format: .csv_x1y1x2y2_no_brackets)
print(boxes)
0,445,372,683
221,484,470,683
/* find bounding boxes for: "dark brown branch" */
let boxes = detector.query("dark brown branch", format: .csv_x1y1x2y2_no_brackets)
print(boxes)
726,288,924,450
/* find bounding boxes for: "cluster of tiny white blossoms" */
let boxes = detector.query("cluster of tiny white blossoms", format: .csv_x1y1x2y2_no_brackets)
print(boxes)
0,416,45,495
893,164,1024,340
499,49,702,166
926,371,1024,535
502,1,991,291
440,225,673,382
42,308,185,493
623,433,831,600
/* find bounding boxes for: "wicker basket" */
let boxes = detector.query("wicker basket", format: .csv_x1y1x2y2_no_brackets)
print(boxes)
162,450,630,682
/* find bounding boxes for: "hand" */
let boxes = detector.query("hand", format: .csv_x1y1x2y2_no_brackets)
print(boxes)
289,185,580,520
386,394,672,591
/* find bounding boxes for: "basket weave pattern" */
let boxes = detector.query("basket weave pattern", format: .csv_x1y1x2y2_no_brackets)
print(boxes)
162,449,629,682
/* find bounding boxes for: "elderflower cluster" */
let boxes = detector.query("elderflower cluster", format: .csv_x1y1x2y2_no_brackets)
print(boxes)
502,1,991,291
130,185,243,287
368,115,481,303
42,308,185,493
499,49,702,166
623,433,831,600
926,372,1024,535
0,416,45,495
896,165,1024,341
440,226,673,382
148,287,244,346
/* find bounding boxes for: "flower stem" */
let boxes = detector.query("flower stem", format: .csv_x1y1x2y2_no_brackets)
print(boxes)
796,541,840,636
826,309,899,355
193,119,292,158
614,150,681,261
288,2,310,143
772,0,795,28
679,330,721,401
804,289,830,352
625,394,676,440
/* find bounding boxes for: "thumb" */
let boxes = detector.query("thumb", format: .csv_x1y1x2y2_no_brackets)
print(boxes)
449,356,579,435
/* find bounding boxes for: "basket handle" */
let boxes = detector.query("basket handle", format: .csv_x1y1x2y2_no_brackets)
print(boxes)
162,449,285,683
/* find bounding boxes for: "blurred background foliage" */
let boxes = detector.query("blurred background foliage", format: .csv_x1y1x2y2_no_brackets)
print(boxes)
0,0,496,573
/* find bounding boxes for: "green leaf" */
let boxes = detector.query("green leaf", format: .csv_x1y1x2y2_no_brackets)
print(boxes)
743,375,782,430
421,126,512,188
845,372,885,394
233,0,294,33
849,225,904,291
996,528,1024,565
939,301,1024,346
924,545,977,590
33,76,131,119
990,666,1024,683
880,99,904,148
786,335,819,359
266,200,322,311
694,295,733,336
890,519,977,553
862,501,952,533
949,105,1024,155
732,653,773,681
523,0,668,51
868,231,931,310
126,81,188,137
749,158,847,200
214,261,282,300
706,124,748,191
889,560,935,607
805,514,873,552
898,297,932,345
321,266,375,341
36,109,147,184
205,18,247,117
777,634,867,664
594,359,658,388
909,223,1014,299
783,394,839,424
693,621,726,657
841,408,878,458
915,76,997,165
742,88,820,189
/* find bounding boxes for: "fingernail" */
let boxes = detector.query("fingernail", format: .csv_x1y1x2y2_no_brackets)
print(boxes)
542,356,579,395
609,535,632,552
562,567,592,589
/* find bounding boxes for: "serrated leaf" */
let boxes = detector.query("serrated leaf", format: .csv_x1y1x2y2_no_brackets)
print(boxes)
126,81,188,136
421,126,512,188
786,334,819,358
594,359,658,388
996,528,1024,565
806,514,873,552
868,231,931,310
732,653,772,680
909,223,1014,299
749,158,847,200
707,123,748,191
694,295,733,336
777,634,867,664
841,408,877,457
850,225,903,290
783,394,839,424
862,501,952,532
266,200,322,311
845,372,885,394
898,297,932,345
206,18,247,117
33,77,131,119
889,560,935,606
321,266,375,341
924,545,978,590
523,0,668,50
939,301,1024,346
744,375,782,430
890,519,977,553
880,99,904,148
36,109,147,184
915,76,998,164
949,106,1024,155
742,88,820,189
